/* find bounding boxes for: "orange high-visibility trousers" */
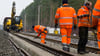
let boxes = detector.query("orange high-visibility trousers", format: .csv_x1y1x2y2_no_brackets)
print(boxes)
60,25,72,45
97,19,100,48
41,33,46,44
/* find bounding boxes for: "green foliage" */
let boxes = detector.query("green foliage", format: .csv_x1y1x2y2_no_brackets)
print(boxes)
20,0,96,30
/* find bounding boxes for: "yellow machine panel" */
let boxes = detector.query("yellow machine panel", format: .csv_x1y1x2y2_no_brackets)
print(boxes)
6,19,11,26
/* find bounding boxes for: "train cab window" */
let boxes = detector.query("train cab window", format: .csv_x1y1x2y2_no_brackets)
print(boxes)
6,19,10,22
15,17,20,24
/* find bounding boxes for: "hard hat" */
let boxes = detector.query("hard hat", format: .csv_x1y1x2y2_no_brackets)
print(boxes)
62,0,68,4
44,28,47,31
32,25,34,28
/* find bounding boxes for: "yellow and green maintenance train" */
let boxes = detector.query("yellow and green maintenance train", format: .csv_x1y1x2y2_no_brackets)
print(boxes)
3,16,23,32
3,17,11,32
3,2,23,32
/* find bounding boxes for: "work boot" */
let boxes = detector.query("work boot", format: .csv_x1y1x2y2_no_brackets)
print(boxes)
43,42,46,44
78,51,89,54
84,51,89,53
62,46,70,52
62,44,70,52
78,51,86,54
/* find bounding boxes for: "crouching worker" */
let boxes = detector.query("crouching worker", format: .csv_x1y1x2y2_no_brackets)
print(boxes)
32,25,48,44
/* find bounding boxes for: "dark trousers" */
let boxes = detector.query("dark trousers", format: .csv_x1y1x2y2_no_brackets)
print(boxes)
78,27,88,52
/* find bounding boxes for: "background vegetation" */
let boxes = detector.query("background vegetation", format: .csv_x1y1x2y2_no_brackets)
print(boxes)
20,0,96,31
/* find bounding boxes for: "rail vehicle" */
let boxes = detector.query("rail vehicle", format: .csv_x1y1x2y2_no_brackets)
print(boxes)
3,2,23,32
3,16,23,32
3,17,11,32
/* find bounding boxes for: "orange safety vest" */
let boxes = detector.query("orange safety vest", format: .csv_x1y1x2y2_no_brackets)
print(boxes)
77,6,91,27
92,0,100,27
34,25,47,33
55,4,77,28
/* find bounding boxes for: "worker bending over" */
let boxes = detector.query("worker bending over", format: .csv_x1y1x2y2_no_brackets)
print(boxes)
92,0,100,49
77,2,92,54
55,0,77,52
32,25,48,44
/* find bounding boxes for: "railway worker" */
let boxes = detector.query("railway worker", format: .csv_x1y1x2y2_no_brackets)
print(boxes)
92,0,100,49
55,0,77,52
32,25,48,44
77,1,92,54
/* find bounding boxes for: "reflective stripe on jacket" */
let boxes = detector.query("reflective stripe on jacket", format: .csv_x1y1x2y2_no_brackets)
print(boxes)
34,25,47,33
77,6,91,27
92,0,100,27
55,4,77,27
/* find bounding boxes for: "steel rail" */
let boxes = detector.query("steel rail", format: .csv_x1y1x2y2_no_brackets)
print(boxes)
9,37,31,56
19,33,100,54
11,33,75,56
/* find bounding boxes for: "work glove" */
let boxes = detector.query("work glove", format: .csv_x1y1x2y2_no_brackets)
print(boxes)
92,27,97,30
35,36,39,38
43,31,47,34
74,25,77,29
55,23,58,29
36,32,41,38
38,29,41,32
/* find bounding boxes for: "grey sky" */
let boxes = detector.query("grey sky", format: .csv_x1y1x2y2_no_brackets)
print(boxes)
0,0,33,25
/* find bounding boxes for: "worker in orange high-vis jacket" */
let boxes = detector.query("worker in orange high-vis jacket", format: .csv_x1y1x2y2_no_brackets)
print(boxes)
77,2,92,54
55,0,77,52
92,0,100,49
32,25,48,44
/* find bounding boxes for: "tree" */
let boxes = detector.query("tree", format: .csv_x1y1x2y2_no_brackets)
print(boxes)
20,0,96,30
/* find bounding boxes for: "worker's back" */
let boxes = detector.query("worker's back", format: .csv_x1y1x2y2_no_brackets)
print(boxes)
34,25,46,32
92,0,100,27
77,6,90,27
92,0,100,49
94,0,100,10
93,0,100,16
59,6,75,17
55,4,76,28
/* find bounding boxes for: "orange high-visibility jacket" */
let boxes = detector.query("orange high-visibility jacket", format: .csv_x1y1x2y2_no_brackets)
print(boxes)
77,6,91,27
55,4,77,28
34,25,47,33
92,0,100,27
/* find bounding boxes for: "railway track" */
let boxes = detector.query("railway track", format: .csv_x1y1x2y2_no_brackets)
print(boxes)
0,30,31,56
9,37,31,56
11,33,75,56
48,33,97,41
24,31,97,41
19,32,100,54
3,31,30,56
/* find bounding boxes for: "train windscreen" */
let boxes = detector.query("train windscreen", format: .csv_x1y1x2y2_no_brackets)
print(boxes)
15,17,20,24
